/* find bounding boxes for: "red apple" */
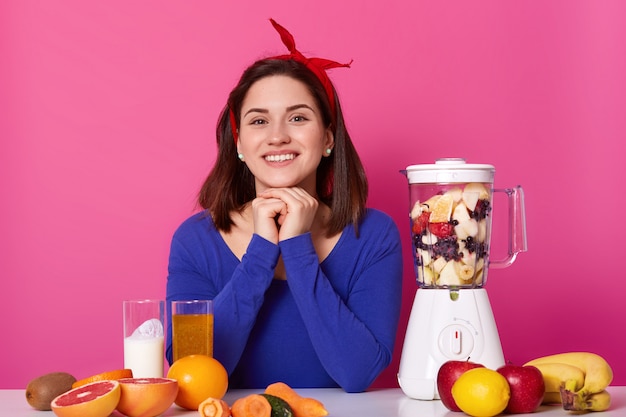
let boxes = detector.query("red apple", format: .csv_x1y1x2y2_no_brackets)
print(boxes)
437,359,485,411
497,364,545,413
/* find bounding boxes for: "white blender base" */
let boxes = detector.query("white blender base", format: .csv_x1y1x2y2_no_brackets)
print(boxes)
397,288,505,400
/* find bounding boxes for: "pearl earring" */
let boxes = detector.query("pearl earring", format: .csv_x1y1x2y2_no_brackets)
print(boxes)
325,148,332,155
238,153,244,161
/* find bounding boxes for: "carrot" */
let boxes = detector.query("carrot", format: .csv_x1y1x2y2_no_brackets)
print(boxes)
265,382,328,417
231,394,272,417
198,397,231,417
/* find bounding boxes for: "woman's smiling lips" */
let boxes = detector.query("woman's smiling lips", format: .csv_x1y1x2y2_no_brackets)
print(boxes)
264,153,297,162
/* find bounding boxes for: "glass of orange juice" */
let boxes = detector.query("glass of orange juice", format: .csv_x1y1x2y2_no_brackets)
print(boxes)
171,300,213,362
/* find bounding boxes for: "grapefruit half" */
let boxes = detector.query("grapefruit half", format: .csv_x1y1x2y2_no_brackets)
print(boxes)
51,380,120,417
116,377,178,417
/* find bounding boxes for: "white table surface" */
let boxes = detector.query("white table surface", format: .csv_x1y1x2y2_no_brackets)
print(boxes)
4,386,625,416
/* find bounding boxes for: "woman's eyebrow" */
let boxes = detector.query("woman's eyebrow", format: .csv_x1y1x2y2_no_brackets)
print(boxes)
243,103,315,118
243,107,268,118
286,104,315,112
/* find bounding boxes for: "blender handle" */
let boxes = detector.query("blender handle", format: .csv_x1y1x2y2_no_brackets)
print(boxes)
489,185,528,269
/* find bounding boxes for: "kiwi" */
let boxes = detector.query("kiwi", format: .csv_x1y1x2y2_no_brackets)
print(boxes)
25,371,77,411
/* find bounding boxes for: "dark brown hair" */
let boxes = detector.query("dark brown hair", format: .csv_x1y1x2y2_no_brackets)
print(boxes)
199,59,368,236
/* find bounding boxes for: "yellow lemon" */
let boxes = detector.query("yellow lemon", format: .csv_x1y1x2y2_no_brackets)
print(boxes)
451,368,510,417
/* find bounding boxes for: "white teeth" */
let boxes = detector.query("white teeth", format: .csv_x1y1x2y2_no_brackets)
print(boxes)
265,154,295,162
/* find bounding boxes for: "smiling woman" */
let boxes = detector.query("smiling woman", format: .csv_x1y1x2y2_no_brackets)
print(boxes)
165,19,403,393
4,0,626,393
236,75,333,196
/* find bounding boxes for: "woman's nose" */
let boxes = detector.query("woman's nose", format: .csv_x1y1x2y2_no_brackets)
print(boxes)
267,121,290,144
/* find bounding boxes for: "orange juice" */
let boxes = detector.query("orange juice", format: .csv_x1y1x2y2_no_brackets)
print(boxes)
172,313,214,361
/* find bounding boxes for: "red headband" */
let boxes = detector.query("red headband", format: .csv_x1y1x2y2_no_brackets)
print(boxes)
230,18,352,143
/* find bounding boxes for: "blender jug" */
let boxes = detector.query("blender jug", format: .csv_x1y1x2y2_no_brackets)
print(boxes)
397,158,527,400
404,158,527,289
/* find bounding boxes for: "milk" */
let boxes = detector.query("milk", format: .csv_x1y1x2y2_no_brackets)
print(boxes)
124,335,164,378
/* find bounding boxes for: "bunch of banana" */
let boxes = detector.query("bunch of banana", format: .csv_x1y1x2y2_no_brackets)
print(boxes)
524,352,613,412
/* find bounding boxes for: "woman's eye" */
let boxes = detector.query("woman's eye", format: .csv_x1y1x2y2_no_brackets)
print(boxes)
250,119,266,125
291,115,308,122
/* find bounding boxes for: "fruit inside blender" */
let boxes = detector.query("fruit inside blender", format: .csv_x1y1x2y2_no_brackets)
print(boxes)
410,182,493,288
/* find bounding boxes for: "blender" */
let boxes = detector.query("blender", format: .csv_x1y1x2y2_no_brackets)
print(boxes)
397,158,527,400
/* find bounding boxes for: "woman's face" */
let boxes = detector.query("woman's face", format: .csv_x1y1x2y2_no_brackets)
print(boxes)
236,75,333,195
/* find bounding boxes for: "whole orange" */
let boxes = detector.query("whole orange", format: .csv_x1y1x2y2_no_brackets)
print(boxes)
166,355,228,410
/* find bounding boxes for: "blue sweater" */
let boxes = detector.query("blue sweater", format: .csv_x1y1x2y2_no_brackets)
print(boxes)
165,208,403,392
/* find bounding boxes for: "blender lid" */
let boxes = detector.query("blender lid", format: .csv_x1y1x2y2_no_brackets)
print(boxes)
405,158,495,184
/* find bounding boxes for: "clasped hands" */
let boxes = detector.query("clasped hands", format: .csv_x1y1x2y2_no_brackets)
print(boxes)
252,187,318,245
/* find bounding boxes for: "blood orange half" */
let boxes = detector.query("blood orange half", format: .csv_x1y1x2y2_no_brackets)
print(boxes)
116,377,178,417
50,380,120,417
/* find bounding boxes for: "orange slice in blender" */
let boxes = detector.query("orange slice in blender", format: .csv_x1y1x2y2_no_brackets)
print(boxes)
422,194,441,211
429,194,454,223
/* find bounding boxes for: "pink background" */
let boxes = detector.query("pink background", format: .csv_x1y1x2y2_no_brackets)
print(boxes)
2,1,624,389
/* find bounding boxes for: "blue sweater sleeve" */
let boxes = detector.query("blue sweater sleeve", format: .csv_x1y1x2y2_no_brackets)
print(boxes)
166,218,280,373
279,214,403,393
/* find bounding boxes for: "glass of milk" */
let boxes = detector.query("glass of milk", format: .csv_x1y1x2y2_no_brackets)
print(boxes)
123,299,165,378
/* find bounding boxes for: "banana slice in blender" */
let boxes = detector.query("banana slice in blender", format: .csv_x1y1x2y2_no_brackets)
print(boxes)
456,263,475,281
